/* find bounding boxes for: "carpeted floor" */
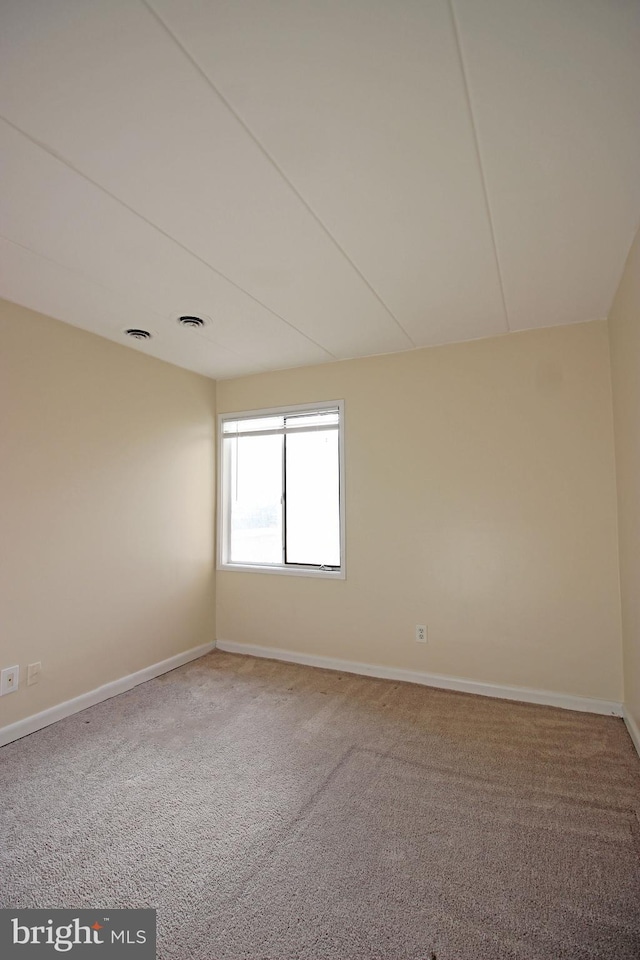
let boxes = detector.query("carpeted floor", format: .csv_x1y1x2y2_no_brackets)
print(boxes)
1,650,639,959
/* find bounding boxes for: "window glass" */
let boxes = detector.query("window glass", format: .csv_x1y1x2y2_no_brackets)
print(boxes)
229,433,283,565
285,428,340,566
219,401,344,577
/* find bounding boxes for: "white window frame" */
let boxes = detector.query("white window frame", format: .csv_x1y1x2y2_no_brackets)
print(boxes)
217,400,346,579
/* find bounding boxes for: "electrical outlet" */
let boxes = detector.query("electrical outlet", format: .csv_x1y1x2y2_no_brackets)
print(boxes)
415,625,427,643
27,661,42,686
1,665,19,695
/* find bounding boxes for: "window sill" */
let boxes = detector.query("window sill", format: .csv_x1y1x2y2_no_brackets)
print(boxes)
217,561,345,580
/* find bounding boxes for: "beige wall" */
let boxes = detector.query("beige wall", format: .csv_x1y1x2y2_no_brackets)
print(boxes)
0,295,627,730
0,300,216,728
217,321,623,702
608,226,640,732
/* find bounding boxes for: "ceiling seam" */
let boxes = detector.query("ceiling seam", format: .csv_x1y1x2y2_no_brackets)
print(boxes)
142,0,416,350
605,213,640,320
447,0,511,333
0,114,337,362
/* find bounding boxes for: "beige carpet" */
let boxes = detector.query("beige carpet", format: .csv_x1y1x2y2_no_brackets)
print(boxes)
1,650,639,959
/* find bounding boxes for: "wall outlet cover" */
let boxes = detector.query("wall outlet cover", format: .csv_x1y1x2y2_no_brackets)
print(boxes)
27,661,42,686
1,665,20,695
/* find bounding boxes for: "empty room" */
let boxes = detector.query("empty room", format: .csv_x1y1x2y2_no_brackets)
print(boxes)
1,1,639,958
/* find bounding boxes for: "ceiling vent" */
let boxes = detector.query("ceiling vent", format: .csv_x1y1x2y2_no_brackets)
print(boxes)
125,328,152,340
177,315,206,329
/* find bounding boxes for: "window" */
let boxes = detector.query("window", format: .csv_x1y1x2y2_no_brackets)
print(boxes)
218,401,345,578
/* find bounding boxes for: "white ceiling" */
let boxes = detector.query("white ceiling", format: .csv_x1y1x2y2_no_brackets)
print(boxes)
1,0,639,380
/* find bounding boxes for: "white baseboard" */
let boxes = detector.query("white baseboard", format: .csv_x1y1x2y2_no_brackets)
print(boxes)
0,641,215,748
3,639,628,750
623,708,640,759
216,639,623,717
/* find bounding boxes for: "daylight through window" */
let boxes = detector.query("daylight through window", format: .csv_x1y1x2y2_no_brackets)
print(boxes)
218,402,344,578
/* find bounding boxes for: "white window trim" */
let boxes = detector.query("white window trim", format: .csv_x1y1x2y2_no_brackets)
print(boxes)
217,400,346,580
